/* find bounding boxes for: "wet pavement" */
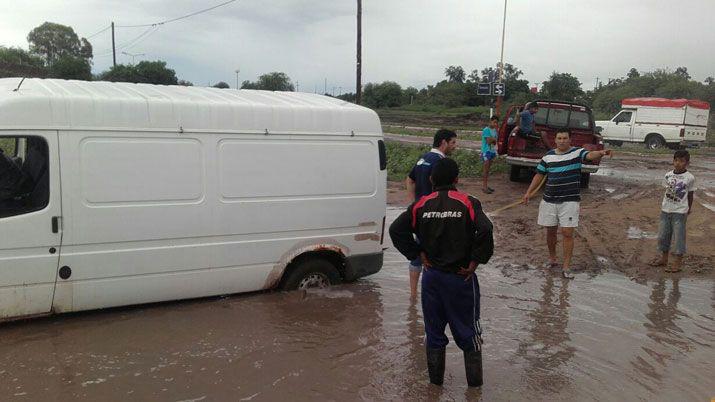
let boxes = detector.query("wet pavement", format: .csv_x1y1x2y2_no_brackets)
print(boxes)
1,207,713,401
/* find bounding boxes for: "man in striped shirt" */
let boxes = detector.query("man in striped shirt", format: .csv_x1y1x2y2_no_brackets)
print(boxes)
522,131,611,279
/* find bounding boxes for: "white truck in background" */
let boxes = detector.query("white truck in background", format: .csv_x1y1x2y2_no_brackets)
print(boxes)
596,98,710,149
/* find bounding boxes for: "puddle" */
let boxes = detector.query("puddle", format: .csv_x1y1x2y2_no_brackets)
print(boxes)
611,193,629,200
604,188,616,193
627,226,657,239
699,202,715,212
304,288,354,299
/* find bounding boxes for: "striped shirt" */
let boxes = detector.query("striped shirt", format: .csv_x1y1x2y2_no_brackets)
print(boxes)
536,147,589,203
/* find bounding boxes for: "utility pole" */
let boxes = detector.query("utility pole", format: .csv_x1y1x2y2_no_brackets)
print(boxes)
111,22,116,67
356,0,362,105
296,81,300,92
494,0,507,118
235,69,240,89
324,78,327,95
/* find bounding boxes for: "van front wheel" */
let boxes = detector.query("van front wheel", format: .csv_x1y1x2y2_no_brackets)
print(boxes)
280,259,341,291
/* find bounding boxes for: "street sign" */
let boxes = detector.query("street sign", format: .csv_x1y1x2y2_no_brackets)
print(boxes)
477,83,491,96
493,82,505,96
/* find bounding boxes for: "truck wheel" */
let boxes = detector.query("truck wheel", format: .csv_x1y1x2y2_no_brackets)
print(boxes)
509,165,521,182
645,134,665,150
580,173,590,189
280,258,341,291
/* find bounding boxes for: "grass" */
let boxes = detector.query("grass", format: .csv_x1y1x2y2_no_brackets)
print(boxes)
0,137,17,155
385,141,507,181
378,105,491,116
382,125,483,142
605,142,708,156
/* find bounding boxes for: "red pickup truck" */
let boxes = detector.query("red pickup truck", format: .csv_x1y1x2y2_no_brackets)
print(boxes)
496,100,604,188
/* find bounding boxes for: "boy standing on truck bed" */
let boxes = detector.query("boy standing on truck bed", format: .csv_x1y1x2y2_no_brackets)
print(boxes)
649,150,696,273
519,102,539,136
390,158,494,387
404,129,457,298
522,131,612,279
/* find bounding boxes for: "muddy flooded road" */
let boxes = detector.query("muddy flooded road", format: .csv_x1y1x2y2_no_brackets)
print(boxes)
1,204,713,401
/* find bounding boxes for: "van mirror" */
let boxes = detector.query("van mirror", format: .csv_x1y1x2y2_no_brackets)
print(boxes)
596,126,603,134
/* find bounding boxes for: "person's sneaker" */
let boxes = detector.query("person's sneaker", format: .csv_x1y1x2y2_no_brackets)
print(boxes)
482,188,494,194
487,187,495,193
544,261,559,269
562,270,575,279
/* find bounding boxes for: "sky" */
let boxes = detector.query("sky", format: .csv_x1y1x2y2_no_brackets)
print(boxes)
2,0,714,94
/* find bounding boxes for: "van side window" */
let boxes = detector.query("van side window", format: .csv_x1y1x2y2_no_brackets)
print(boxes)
614,111,632,123
0,136,50,219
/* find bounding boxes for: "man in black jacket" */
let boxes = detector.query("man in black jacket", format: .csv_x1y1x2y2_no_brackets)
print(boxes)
389,158,494,387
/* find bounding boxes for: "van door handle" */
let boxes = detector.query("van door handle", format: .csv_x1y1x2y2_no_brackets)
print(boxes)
52,216,61,233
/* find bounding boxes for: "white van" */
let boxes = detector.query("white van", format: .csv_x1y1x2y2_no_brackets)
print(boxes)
0,78,386,321
596,98,710,149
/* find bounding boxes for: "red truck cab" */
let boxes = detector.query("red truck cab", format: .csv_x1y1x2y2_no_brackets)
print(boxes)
497,100,604,187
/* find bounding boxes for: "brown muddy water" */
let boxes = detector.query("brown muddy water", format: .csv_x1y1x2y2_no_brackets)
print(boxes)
1,208,713,401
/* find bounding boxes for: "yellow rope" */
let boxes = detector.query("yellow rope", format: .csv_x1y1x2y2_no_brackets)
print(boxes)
489,175,546,214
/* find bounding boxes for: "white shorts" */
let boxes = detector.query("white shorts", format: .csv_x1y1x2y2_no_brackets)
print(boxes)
537,200,580,227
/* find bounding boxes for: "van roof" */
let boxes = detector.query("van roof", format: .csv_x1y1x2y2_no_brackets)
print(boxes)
0,78,382,136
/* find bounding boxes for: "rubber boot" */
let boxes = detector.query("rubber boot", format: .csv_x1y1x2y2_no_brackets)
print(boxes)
464,349,483,387
426,347,445,386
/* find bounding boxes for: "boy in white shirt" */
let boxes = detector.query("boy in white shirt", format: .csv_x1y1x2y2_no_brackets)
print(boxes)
650,150,696,273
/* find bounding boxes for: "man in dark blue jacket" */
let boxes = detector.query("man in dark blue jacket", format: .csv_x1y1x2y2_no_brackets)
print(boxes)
404,129,457,299
390,158,494,387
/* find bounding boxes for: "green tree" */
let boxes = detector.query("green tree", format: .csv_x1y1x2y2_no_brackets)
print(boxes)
627,68,640,79
540,72,584,101
674,66,690,80
444,66,465,83
362,81,403,108
213,81,230,89
241,72,294,91
177,79,193,86
97,60,178,85
27,22,92,66
402,86,419,105
134,61,178,85
0,46,46,78
50,56,91,80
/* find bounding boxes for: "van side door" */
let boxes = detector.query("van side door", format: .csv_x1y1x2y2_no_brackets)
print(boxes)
0,132,62,319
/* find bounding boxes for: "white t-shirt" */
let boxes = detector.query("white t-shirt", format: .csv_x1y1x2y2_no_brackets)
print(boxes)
661,170,697,214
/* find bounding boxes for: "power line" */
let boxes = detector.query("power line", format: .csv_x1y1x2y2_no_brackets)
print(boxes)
116,0,238,28
85,25,111,39
94,25,158,57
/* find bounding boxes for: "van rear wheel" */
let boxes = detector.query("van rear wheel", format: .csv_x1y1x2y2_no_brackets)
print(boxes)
280,259,341,291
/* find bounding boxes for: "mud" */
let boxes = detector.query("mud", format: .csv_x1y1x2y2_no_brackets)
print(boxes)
0,153,713,401
388,152,715,281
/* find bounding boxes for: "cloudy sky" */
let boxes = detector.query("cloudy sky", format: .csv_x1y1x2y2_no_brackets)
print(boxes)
2,0,714,94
